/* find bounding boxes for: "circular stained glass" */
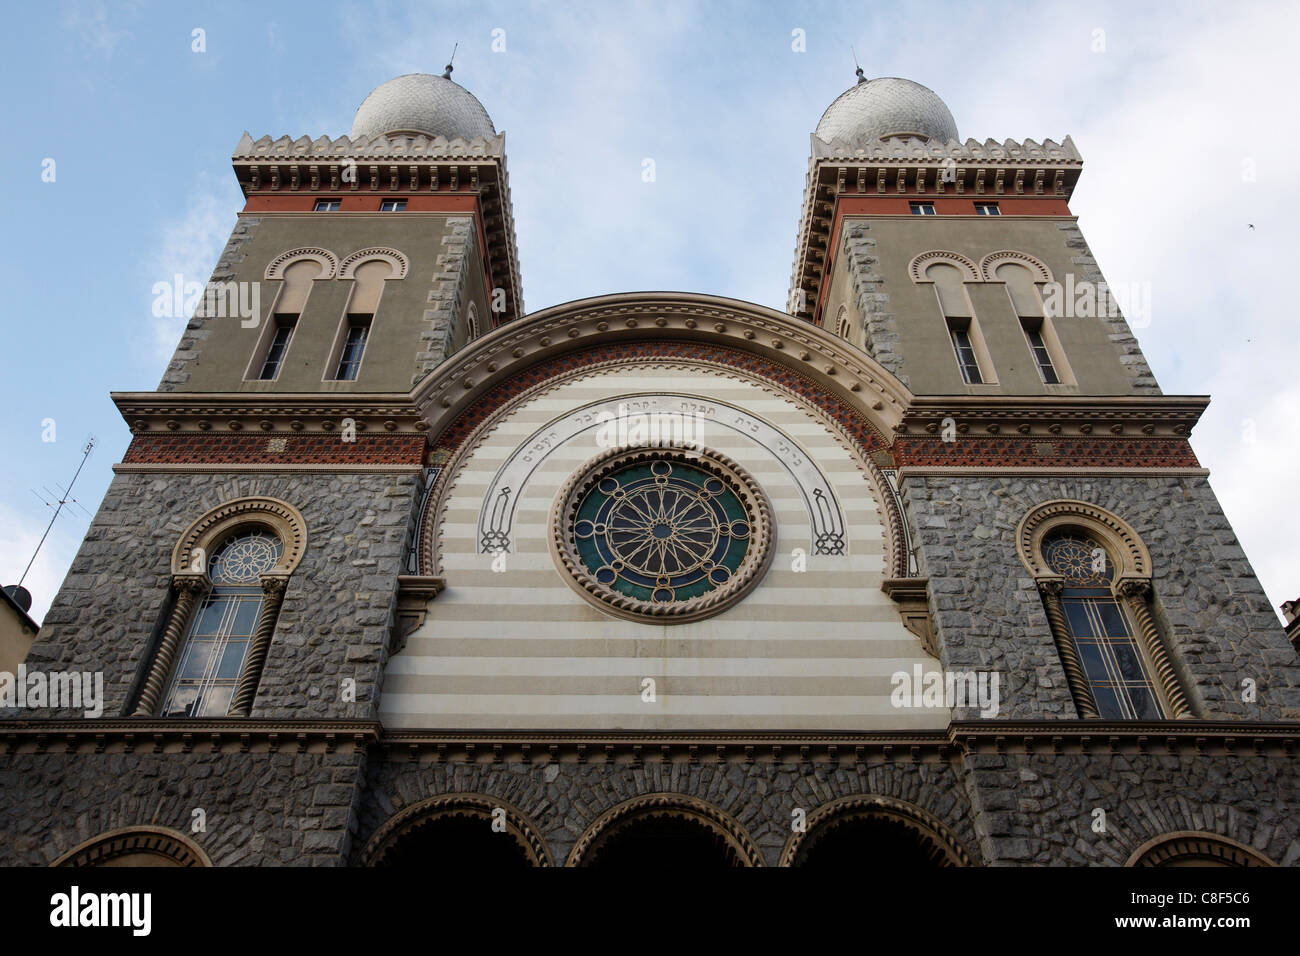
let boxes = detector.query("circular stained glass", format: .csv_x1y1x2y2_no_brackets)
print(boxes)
553,449,773,623
1042,533,1111,586
209,530,284,585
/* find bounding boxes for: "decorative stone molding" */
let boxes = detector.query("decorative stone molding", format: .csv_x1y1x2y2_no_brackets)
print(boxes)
264,247,338,280
1127,831,1276,867
391,575,445,653
228,575,290,718
51,826,213,868
132,575,207,716
778,794,972,866
881,578,937,658
907,250,979,283
359,793,553,866
171,496,308,578
1015,499,1151,582
549,447,775,624
565,793,764,867
338,246,409,280
978,249,1053,283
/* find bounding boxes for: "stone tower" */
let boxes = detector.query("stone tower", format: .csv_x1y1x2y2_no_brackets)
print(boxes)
1,69,1296,868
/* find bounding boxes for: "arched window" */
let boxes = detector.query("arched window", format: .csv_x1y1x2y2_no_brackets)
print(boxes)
160,530,283,717
908,251,996,386
1016,501,1193,720
251,249,338,382
835,305,852,342
990,259,1075,386
133,497,306,719
328,247,407,382
1040,531,1161,719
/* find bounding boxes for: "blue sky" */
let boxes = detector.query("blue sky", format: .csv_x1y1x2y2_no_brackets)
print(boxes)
3,0,1299,622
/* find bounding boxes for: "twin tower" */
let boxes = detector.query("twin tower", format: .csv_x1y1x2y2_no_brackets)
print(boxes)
2,67,1296,868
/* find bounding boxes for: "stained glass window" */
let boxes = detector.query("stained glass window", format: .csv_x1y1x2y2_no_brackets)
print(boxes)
572,459,752,605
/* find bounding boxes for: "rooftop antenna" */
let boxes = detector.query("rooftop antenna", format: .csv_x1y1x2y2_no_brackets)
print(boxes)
442,42,458,78
19,436,94,588
851,46,866,83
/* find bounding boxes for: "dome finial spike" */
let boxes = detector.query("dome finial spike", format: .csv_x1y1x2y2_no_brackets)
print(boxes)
851,45,866,84
442,41,458,78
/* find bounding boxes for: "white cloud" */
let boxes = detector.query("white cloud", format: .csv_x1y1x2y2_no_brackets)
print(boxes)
141,175,237,366
61,0,131,60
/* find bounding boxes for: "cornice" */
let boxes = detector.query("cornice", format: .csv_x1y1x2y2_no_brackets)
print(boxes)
896,395,1210,440
231,130,524,323
112,391,428,436
789,135,1084,319
4,720,1293,760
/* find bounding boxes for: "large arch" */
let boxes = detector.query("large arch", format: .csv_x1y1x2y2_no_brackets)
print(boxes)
1127,831,1275,867
565,793,764,867
358,793,554,867
52,826,212,868
779,794,972,867
410,293,915,581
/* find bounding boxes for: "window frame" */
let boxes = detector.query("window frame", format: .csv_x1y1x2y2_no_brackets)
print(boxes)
909,202,937,216
314,199,342,212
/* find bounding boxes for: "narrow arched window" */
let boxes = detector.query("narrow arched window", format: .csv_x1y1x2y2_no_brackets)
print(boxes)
924,262,996,385
1041,532,1162,719
160,530,284,717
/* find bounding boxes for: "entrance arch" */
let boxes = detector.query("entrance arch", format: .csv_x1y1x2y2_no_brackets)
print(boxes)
566,794,763,867
360,794,553,867
1127,831,1275,867
781,795,971,867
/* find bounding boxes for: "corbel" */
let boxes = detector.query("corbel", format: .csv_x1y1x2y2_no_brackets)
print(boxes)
1033,169,1045,194
1014,169,1025,194
955,167,966,193
368,165,379,191
388,165,399,191
309,165,319,191
290,166,300,191
881,577,937,658
329,165,339,190
877,167,887,193
975,168,986,194
390,575,447,654
994,167,1005,194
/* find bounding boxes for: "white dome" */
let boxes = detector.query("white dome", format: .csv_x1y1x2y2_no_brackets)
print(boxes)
350,73,496,141
815,76,958,147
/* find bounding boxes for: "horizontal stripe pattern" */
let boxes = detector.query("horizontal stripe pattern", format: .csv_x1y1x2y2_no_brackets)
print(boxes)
383,367,939,730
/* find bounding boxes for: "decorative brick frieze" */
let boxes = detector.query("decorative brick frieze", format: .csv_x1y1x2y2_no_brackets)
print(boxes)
121,432,426,466
894,435,1200,469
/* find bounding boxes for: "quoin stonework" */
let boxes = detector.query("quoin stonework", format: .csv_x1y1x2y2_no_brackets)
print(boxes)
2,66,1296,868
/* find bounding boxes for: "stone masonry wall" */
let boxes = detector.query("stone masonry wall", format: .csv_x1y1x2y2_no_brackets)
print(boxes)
901,474,1300,721
19,470,420,720
359,757,978,867
965,752,1298,866
0,749,366,866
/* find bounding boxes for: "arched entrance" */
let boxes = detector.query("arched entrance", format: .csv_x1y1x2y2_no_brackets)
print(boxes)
1127,831,1275,867
782,795,971,867
360,794,553,867
567,795,763,867
52,827,212,867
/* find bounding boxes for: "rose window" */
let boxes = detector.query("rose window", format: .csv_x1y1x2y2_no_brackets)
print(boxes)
553,449,773,622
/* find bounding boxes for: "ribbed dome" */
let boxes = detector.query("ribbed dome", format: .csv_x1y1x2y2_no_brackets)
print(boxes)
815,76,958,147
350,73,496,141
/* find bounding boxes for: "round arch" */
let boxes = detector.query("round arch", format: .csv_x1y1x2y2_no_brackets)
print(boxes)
1015,499,1153,584
338,246,409,280
358,793,553,867
779,794,972,867
171,496,308,577
907,250,979,284
565,793,764,867
52,826,212,867
264,247,338,280
978,249,1054,283
1127,831,1276,867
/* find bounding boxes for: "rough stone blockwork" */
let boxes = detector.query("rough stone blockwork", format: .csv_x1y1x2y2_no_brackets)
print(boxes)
901,475,1300,720
965,753,1299,866
0,751,365,866
841,222,906,385
1056,221,1160,394
360,758,977,867
159,216,262,392
19,471,420,720
414,216,474,386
